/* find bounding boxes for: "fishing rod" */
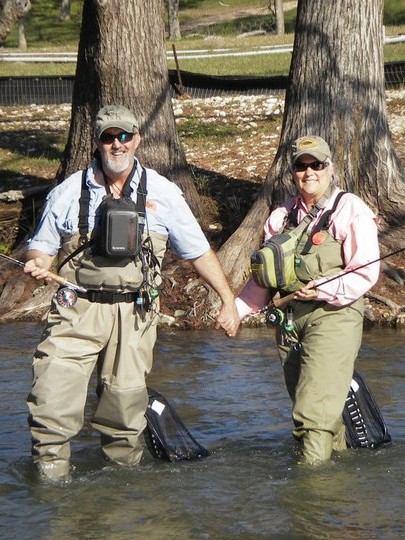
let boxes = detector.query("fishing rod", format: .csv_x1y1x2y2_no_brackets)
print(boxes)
265,245,405,323
0,252,87,308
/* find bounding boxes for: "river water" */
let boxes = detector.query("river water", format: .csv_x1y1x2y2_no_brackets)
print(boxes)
1,322,405,539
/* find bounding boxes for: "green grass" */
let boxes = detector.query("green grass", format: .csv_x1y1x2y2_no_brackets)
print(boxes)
177,119,240,139
384,0,405,25
0,0,404,78
4,1,83,48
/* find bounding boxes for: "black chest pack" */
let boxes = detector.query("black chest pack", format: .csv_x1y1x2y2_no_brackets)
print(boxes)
58,165,148,273
91,165,146,258
80,164,147,258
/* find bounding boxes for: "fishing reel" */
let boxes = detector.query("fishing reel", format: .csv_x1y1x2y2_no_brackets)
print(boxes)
56,287,78,308
265,307,285,327
264,305,295,332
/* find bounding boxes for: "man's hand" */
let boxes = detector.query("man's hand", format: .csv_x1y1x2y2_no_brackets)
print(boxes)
24,256,52,282
213,301,240,337
191,249,241,337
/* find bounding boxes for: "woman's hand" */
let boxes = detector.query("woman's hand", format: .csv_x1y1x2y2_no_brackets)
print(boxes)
293,281,318,301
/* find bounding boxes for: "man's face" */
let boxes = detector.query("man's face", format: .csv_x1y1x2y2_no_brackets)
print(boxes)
96,128,141,176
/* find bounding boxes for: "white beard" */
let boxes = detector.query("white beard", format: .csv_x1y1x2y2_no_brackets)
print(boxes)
102,153,130,175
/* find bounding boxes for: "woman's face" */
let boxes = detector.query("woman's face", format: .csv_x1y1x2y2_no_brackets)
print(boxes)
292,154,333,206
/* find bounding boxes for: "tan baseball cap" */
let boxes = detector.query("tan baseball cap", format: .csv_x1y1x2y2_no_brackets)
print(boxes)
94,105,139,138
292,135,332,162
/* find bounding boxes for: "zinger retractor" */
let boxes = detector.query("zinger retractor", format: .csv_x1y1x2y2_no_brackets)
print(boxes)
284,305,295,333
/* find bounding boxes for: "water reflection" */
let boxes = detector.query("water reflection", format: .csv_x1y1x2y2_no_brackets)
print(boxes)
1,323,405,538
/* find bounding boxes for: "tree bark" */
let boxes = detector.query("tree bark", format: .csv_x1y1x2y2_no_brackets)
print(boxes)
217,0,405,295
58,0,202,218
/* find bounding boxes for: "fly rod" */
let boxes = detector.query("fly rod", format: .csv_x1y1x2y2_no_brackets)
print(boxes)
0,252,87,293
271,245,405,312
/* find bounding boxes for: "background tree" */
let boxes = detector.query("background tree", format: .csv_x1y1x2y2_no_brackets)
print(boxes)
274,0,284,35
18,16,27,48
58,0,202,218
216,0,405,294
0,0,31,43
166,0,181,40
268,0,284,35
59,0,71,21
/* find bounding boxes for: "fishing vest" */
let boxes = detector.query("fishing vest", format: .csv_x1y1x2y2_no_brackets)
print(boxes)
292,191,347,285
58,168,168,293
251,191,346,293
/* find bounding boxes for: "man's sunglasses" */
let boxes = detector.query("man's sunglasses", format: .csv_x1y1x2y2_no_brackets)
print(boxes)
99,131,134,144
293,160,328,172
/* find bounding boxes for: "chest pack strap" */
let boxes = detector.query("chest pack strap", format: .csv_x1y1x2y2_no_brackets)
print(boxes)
300,190,347,255
310,190,347,234
58,166,147,272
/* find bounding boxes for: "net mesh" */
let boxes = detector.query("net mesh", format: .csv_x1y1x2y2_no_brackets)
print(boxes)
144,388,210,462
343,371,392,449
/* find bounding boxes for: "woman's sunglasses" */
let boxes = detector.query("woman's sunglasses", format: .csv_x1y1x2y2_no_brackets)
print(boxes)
293,160,328,172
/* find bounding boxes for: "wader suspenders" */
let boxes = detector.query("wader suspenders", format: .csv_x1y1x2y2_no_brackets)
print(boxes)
284,187,347,254
283,186,335,241
299,190,347,255
58,166,148,272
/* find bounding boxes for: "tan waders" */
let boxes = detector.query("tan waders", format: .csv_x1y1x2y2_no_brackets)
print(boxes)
27,297,157,480
277,297,364,465
276,224,365,465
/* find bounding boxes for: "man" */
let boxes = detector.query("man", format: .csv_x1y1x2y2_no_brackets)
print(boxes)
236,135,380,464
24,104,239,481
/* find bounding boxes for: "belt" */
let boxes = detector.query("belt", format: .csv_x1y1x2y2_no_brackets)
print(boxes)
76,290,141,304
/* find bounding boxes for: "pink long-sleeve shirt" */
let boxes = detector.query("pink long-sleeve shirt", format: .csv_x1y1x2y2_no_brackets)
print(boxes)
236,187,380,319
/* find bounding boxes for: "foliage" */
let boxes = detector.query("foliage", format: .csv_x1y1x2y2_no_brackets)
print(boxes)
0,0,404,78
4,0,83,48
185,14,277,36
384,0,405,25
177,118,239,139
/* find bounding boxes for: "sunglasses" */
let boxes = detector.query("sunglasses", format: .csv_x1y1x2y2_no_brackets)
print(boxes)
99,131,134,144
293,160,328,172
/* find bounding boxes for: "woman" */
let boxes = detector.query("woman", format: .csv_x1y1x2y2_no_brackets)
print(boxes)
236,135,380,464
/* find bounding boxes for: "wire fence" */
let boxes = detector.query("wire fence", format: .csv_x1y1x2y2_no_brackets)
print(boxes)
0,62,404,106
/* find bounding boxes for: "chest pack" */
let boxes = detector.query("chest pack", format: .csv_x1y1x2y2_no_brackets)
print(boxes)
250,191,346,291
58,165,148,274
83,164,146,258
92,170,145,258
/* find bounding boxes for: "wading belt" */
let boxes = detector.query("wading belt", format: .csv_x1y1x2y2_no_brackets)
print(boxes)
75,290,144,304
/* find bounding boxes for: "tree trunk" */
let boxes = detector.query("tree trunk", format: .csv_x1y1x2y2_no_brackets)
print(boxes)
166,0,181,40
0,0,31,43
275,0,284,35
273,0,405,229
58,0,202,218
59,0,71,21
18,16,26,48
217,0,405,295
